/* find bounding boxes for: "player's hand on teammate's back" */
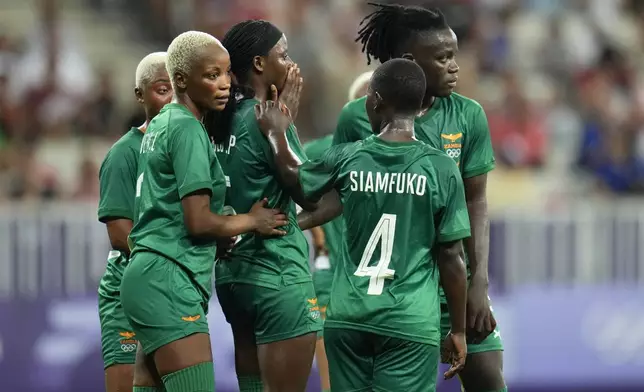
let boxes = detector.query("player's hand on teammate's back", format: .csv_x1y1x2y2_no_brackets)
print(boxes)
466,283,497,344
276,64,303,120
255,99,292,136
249,198,289,236
442,331,467,380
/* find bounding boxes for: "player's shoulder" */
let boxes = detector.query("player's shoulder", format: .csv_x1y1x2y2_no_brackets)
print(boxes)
338,97,369,127
439,92,484,114
303,134,333,158
334,97,371,145
341,96,368,116
159,103,202,134
233,98,258,123
229,98,263,138
103,128,142,162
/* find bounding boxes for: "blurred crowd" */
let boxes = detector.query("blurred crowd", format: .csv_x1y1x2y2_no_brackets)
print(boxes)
2,0,644,204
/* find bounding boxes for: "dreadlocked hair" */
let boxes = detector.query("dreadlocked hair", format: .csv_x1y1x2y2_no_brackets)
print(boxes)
356,3,448,65
205,20,283,144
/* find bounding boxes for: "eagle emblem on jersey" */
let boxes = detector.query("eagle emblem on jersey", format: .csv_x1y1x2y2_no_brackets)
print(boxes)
441,133,462,160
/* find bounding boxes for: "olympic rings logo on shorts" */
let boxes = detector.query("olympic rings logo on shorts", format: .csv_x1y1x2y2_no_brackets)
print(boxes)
121,344,137,352
446,149,461,158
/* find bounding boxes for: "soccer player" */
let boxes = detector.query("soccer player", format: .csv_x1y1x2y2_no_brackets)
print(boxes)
97,51,171,392
209,20,322,392
119,31,288,392
334,4,506,391
302,70,373,392
256,58,469,392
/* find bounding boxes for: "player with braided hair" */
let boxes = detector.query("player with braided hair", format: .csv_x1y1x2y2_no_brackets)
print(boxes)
256,57,470,392
208,20,321,392
119,31,287,392
331,3,507,392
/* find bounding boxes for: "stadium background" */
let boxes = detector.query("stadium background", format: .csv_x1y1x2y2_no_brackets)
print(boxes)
1,0,644,391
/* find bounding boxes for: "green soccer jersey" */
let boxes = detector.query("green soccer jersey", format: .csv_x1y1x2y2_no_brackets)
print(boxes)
97,127,143,297
129,103,227,301
213,98,310,288
333,93,495,179
299,136,471,345
303,135,344,272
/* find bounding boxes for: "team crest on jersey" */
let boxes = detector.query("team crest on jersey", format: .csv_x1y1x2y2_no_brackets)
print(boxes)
441,132,462,161
307,297,321,320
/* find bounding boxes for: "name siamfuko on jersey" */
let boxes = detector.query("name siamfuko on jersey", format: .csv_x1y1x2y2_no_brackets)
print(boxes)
349,170,427,196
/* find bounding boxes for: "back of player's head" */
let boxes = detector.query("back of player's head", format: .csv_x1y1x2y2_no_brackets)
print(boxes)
166,31,223,87
348,71,374,101
357,3,449,65
221,20,283,84
370,58,425,113
135,52,167,89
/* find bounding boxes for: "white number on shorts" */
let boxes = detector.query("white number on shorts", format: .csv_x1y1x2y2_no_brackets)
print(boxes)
135,173,144,197
354,213,396,295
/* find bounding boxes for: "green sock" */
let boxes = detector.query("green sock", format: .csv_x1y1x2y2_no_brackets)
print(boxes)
161,362,215,392
322,389,332,392
238,375,263,392
133,387,164,392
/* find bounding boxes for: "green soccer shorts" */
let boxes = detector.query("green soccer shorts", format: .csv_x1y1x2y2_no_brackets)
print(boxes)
312,270,333,338
120,251,210,355
98,260,137,369
216,281,323,345
439,297,504,358
325,327,439,392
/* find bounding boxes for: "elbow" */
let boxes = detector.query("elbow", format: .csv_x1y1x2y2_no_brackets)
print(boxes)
438,241,466,272
279,166,301,191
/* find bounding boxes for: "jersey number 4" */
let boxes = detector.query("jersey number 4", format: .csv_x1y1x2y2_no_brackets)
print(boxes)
354,213,396,296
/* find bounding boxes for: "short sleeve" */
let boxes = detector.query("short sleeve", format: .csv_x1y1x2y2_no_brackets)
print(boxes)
97,148,136,222
437,159,471,243
462,103,495,179
168,119,213,199
299,144,349,201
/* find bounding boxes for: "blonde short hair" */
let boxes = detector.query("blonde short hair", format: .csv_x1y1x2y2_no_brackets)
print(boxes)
348,71,374,101
135,52,167,89
166,31,224,88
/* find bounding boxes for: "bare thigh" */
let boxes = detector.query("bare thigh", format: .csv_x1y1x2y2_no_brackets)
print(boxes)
105,364,134,392
459,351,505,392
315,337,331,390
152,333,213,378
258,332,318,392
132,343,163,388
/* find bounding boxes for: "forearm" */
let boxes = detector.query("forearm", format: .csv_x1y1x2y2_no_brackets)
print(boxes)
297,190,342,231
438,249,468,333
265,130,317,210
112,237,131,256
194,213,257,239
464,198,490,284
106,219,133,256
265,130,302,191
